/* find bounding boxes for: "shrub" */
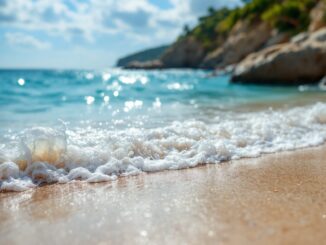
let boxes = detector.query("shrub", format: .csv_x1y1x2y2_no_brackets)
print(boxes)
188,7,231,50
262,0,318,33
181,0,320,52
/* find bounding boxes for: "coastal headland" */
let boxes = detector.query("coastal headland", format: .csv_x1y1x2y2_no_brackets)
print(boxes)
118,0,326,85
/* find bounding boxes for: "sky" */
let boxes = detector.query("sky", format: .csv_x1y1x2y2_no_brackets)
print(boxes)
0,0,241,69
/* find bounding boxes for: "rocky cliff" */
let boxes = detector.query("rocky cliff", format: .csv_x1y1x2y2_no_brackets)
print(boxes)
232,1,326,84
160,37,205,68
201,21,273,69
232,28,326,84
309,1,326,32
119,0,326,84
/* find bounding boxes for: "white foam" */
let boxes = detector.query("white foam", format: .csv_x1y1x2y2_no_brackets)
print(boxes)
0,162,19,180
1,102,326,192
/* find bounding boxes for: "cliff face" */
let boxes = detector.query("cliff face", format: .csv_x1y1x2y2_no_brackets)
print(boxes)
232,28,326,84
201,21,273,69
309,1,326,32
119,0,326,84
160,37,205,68
232,2,326,84
124,37,205,69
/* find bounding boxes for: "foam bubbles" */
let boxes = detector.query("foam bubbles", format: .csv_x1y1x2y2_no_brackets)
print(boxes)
19,127,67,167
25,162,63,184
1,103,326,192
0,162,19,180
1,178,35,192
68,167,92,180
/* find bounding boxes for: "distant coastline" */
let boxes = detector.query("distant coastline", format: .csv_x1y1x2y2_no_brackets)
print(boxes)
117,0,326,85
116,45,169,68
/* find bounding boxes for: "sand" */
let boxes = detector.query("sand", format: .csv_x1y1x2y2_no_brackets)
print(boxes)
1,146,326,245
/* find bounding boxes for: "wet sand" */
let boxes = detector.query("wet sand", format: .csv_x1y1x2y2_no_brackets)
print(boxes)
1,146,326,245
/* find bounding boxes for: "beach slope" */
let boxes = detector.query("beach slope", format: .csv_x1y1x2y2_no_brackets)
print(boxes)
1,146,326,245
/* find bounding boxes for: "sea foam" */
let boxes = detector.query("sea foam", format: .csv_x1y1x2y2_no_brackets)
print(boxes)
1,102,326,192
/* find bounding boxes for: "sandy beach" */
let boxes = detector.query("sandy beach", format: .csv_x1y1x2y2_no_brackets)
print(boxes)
1,146,326,245
2,0,326,244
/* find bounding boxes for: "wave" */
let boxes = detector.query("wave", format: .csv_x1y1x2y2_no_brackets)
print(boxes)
1,102,326,192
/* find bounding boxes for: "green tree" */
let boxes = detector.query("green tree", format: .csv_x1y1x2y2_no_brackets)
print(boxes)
183,24,191,35
262,0,318,33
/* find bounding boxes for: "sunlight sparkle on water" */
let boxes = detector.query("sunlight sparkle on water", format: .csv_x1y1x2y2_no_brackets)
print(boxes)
153,98,161,108
103,96,110,103
167,82,193,91
140,76,149,84
106,81,122,92
119,76,136,85
119,75,149,85
102,73,111,82
85,96,95,105
124,100,143,112
17,78,25,86
85,73,94,80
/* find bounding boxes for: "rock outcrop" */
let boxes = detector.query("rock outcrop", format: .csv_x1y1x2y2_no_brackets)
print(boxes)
160,37,205,68
263,30,290,48
200,21,272,69
119,0,326,78
124,37,205,69
231,28,326,84
309,1,326,32
125,60,163,69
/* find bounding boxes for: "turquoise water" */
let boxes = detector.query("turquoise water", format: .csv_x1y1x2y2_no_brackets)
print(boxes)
1,69,326,191
0,69,324,130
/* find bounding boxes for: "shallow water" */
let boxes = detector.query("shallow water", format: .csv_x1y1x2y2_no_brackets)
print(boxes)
0,69,326,191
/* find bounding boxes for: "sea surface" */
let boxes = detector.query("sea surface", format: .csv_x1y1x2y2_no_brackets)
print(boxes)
1,69,326,191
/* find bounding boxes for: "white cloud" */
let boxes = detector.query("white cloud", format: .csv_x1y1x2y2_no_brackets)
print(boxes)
0,0,241,45
5,32,51,49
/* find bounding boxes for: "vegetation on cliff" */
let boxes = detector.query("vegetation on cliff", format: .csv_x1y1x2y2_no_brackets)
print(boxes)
183,0,320,46
120,0,326,73
182,7,231,51
262,0,318,33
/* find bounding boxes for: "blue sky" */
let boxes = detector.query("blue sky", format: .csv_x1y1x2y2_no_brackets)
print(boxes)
0,0,240,69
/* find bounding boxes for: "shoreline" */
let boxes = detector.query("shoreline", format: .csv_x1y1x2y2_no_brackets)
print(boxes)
1,145,326,244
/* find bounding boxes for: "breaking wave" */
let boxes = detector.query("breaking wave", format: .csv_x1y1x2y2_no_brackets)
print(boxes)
1,102,326,192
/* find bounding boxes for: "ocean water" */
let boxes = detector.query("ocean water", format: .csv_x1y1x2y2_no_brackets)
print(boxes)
1,69,326,191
